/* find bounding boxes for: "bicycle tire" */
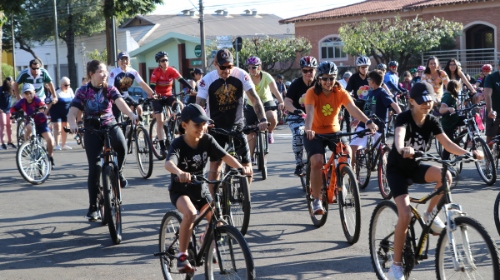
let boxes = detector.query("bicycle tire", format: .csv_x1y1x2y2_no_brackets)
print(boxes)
126,125,134,154
226,176,251,236
102,165,122,244
494,191,500,237
205,225,256,280
338,165,362,244
378,147,392,200
435,216,500,280
469,137,496,185
369,200,399,280
254,132,261,172
17,120,25,147
259,132,267,180
159,211,190,280
98,186,107,226
305,161,329,227
149,118,168,160
355,149,371,190
16,141,51,185
135,127,154,179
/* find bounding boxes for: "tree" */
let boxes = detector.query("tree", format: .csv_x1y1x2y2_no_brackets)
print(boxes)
338,15,463,73
206,36,312,72
0,2,25,79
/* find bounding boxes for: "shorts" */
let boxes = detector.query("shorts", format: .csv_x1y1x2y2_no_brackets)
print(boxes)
210,126,251,164
386,163,432,198
244,100,276,126
153,96,176,114
35,123,50,135
303,134,349,157
169,184,213,211
485,116,500,137
49,110,68,123
350,126,381,149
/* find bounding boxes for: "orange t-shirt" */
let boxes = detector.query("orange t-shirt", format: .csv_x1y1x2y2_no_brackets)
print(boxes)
305,86,353,134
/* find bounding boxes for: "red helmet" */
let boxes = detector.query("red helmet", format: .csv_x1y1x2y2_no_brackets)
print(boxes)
482,64,492,71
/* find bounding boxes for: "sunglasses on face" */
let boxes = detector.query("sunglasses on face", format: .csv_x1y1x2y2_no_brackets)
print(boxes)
390,66,397,69
218,64,233,70
64,84,71,87
248,66,259,70
160,59,168,63
360,66,369,69
31,67,40,70
320,77,335,82
120,58,129,62
301,69,314,74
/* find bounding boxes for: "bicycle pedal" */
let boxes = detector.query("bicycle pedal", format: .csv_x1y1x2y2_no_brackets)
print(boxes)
419,254,428,260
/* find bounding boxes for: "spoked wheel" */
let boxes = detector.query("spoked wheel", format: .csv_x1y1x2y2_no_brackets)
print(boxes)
435,216,500,280
205,225,255,280
494,191,500,237
149,118,168,160
258,132,267,180
16,141,51,185
17,120,25,147
369,200,399,280
135,127,154,179
378,147,392,200
467,137,496,185
102,165,122,244
299,151,308,192
305,161,329,227
338,165,362,244
226,177,251,236
159,211,190,280
355,149,371,190
98,186,107,225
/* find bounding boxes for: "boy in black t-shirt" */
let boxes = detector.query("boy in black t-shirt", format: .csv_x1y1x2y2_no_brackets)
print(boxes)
165,104,251,273
385,82,482,280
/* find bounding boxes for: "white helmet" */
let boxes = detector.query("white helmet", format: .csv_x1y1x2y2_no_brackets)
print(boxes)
356,56,371,66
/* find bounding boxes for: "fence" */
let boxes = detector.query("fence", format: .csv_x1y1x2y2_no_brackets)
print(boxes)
422,48,498,76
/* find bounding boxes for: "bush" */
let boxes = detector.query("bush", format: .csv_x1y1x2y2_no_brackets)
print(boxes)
1,63,14,81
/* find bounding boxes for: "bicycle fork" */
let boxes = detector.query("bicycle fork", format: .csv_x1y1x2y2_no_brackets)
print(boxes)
443,203,475,272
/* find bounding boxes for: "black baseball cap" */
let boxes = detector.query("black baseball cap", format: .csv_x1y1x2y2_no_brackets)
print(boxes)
193,68,204,74
178,104,212,134
215,49,234,66
410,82,436,105
117,51,130,60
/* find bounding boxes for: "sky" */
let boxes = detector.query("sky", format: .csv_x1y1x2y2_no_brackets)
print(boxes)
153,0,365,19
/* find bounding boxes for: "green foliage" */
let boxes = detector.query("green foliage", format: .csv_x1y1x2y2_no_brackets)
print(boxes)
87,48,121,63
1,63,14,81
103,0,163,18
206,36,311,71
429,31,460,51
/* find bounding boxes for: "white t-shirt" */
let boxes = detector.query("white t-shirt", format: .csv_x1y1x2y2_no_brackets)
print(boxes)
108,67,143,98
55,87,75,103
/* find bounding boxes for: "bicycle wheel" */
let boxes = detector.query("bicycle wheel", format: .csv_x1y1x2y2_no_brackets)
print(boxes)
98,186,107,225
435,216,500,280
17,120,25,147
102,165,122,244
299,151,308,192
149,118,168,160
159,211,190,280
494,142,500,174
305,161,329,227
494,191,500,237
378,147,392,200
355,149,371,190
226,176,251,236
338,165,362,244
135,127,154,179
470,137,496,185
16,141,51,185
205,225,255,280
258,132,267,180
369,200,399,280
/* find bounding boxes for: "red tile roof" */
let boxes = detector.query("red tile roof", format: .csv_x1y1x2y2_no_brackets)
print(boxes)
279,0,484,24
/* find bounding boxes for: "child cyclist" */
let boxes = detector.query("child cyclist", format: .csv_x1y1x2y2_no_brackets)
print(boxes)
164,104,252,273
386,82,483,280
11,83,56,167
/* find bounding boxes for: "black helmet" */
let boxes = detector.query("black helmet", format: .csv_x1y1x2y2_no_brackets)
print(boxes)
317,61,338,76
377,63,387,70
155,51,168,63
276,74,283,79
388,61,399,67
299,56,318,68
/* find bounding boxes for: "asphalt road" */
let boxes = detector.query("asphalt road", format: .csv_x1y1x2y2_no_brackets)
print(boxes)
1,124,500,279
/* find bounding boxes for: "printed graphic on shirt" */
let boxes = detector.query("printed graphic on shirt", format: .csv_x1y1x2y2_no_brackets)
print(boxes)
299,93,307,107
357,85,370,100
214,83,238,112
405,131,426,150
322,104,333,116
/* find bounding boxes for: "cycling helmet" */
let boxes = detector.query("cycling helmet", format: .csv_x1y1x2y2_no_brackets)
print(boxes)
377,63,387,70
482,64,493,71
246,56,262,66
5,76,12,82
299,56,318,68
356,56,371,66
317,61,338,76
155,51,168,63
276,74,283,79
417,66,425,71
410,68,416,74
388,61,399,67
285,81,291,87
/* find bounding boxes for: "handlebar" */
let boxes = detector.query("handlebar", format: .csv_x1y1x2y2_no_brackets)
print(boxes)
173,168,250,184
314,129,371,141
413,151,478,166
210,123,270,136
10,106,47,120
64,120,131,134
456,102,485,113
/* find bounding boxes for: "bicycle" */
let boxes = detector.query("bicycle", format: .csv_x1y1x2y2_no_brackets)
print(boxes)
248,106,275,180
12,111,26,147
154,171,255,279
13,107,51,185
369,152,500,280
305,129,369,244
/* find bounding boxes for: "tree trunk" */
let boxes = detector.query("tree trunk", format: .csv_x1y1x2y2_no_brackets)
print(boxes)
65,13,78,92
17,37,42,63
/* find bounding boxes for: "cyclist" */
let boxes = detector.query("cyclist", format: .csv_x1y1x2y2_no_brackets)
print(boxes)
472,64,493,105
421,56,449,102
484,60,500,146
13,59,57,102
67,60,139,221
244,56,284,150
346,56,371,99
186,68,203,104
410,66,425,87
339,71,351,89
439,81,467,160
284,56,317,176
276,74,287,99
443,58,476,95
304,61,377,214
409,68,417,78
196,49,267,192
108,51,154,121
164,103,251,273
386,82,482,280
384,61,408,96
150,51,195,156
11,83,55,167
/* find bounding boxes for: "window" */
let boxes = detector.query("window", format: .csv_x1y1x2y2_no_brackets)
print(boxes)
320,37,347,60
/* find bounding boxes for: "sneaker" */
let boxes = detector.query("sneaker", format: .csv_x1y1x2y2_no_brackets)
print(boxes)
160,148,167,157
7,142,16,149
312,198,324,215
268,132,274,144
62,145,72,150
0,143,6,150
388,263,405,280
424,211,445,234
86,205,100,221
55,145,62,150
50,157,55,169
119,173,128,188
177,254,195,273
294,165,303,176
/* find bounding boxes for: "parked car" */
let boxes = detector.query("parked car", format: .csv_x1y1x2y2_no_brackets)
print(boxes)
128,87,148,102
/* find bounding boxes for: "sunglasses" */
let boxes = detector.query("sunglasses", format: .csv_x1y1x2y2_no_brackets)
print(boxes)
248,66,259,70
31,67,40,70
390,66,397,68
160,59,168,63
320,77,335,82
301,69,314,74
360,66,369,69
218,64,233,70
120,58,129,62
64,84,71,87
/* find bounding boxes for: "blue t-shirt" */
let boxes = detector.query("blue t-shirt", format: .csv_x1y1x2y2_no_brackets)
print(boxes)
0,86,13,111
384,72,400,93
358,87,394,132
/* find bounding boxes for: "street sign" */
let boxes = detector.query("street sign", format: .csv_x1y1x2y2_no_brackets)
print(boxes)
191,60,202,66
216,36,233,49
211,50,217,58
194,45,202,58
233,37,243,52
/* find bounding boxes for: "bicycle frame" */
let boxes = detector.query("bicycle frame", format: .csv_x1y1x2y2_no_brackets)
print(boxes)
321,141,351,204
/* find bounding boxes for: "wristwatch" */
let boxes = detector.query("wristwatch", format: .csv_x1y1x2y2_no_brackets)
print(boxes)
260,118,268,123
366,119,374,125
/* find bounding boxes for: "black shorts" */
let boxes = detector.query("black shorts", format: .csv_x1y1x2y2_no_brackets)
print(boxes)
485,116,500,137
244,100,276,126
386,163,432,198
303,134,349,157
209,126,251,164
169,184,213,211
152,96,177,114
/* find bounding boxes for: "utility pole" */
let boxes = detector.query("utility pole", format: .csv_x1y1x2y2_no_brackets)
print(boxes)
11,14,16,78
199,0,206,72
53,0,60,87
